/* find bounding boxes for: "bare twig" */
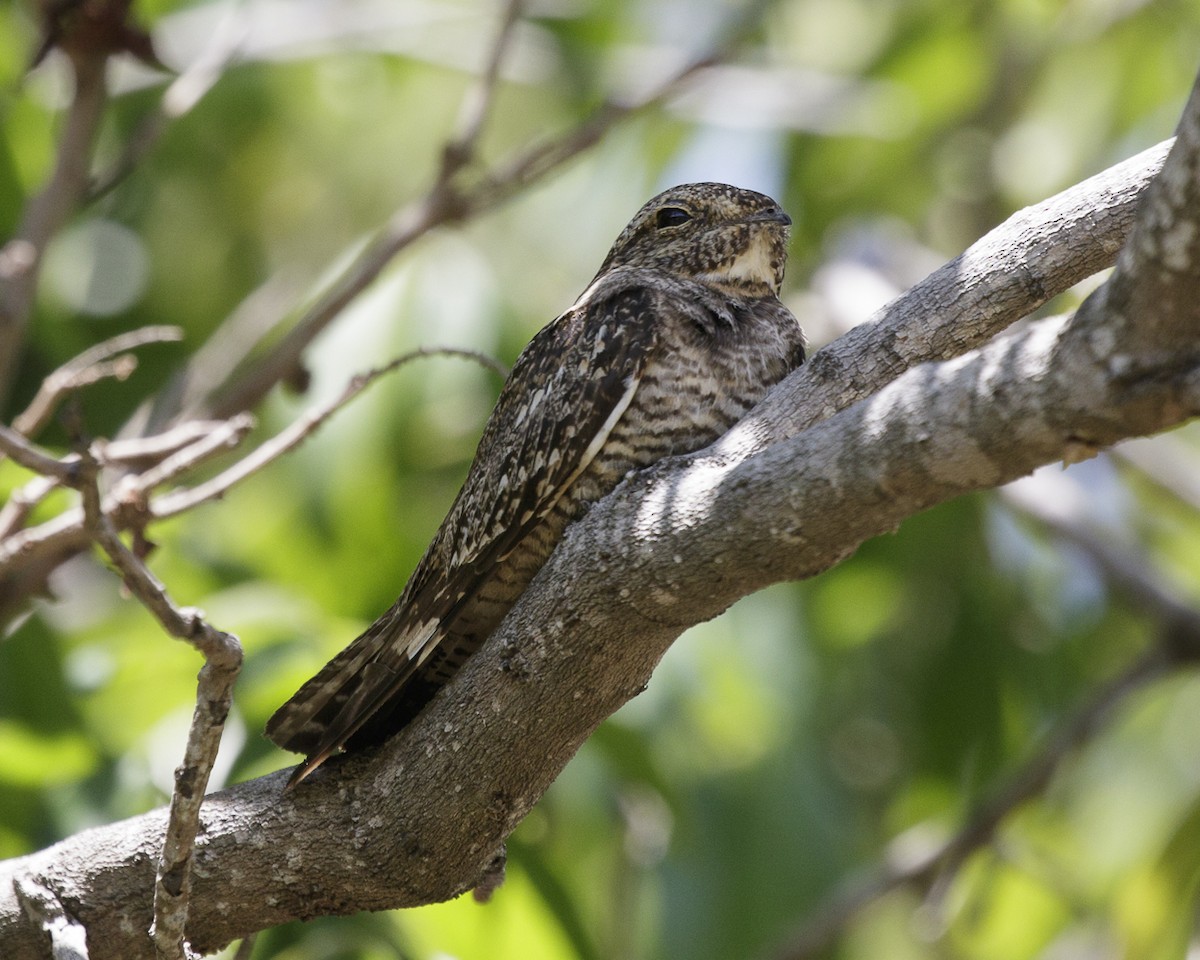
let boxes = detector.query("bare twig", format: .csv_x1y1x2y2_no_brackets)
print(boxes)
10,326,184,442
771,481,1200,960
90,2,250,201
0,48,110,408
100,421,235,466
129,414,256,496
0,416,247,621
75,448,242,960
200,2,764,423
153,347,507,520
133,271,305,437
441,0,524,175
0,419,239,544
0,425,79,482
0,416,249,542
0,474,59,541
771,650,1169,960
0,348,498,617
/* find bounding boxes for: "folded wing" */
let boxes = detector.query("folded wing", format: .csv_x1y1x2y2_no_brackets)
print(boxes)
265,286,660,785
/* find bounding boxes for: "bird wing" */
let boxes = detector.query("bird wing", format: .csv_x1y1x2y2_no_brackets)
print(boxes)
265,285,660,785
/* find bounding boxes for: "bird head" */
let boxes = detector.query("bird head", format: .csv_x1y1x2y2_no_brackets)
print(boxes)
594,182,792,297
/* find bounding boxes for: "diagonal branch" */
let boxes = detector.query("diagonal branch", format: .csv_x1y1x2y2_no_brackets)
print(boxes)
89,2,250,202
75,447,242,960
722,137,1173,457
152,347,507,521
192,1,771,424
0,426,80,482
0,43,110,408
769,479,1200,960
0,101,1197,954
0,348,502,623
440,0,526,175
9,326,183,443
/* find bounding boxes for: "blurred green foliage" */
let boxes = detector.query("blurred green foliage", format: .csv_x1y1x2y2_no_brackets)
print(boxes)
3,0,1200,958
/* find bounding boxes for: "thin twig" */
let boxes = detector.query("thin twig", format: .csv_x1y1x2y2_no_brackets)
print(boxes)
75,446,242,960
200,0,766,422
0,348,500,611
135,270,305,436
440,0,525,174
771,483,1200,960
90,1,251,201
10,325,184,441
100,421,235,466
129,414,256,496
0,418,241,544
0,424,79,482
153,347,507,520
0,48,110,408
0,474,60,541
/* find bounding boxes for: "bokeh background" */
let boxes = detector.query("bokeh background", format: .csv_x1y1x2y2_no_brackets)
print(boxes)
3,0,1200,958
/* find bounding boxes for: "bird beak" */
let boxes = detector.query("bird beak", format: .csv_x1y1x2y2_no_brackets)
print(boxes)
743,207,792,227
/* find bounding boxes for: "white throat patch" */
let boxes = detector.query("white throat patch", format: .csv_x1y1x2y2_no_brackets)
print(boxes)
697,231,778,290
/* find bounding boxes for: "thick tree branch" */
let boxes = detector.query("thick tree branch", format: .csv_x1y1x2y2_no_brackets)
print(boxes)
0,139,1167,629
725,137,1172,456
1,102,1197,954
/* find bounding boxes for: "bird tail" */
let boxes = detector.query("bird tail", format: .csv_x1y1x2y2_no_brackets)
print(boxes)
265,613,435,787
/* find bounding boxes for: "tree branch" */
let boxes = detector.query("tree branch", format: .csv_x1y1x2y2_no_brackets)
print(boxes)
0,348,502,624
0,32,111,408
723,137,1172,457
150,347,506,521
0,426,80,483
186,0,771,424
769,476,1200,959
1,96,1197,953
74,447,242,960
9,326,183,443
88,3,249,201
0,137,1165,629
0,415,255,625
440,0,525,175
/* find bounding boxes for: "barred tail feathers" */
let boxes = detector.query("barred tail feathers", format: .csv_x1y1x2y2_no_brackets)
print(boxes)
265,615,440,786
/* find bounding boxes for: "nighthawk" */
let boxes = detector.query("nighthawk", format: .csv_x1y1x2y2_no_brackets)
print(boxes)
267,182,806,786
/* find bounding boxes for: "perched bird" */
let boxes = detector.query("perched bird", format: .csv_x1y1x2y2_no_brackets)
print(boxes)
267,182,805,786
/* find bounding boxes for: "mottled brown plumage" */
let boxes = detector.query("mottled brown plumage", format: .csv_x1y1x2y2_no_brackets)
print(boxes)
266,182,805,785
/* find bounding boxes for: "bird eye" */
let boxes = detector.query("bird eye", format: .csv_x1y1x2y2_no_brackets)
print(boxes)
655,207,692,229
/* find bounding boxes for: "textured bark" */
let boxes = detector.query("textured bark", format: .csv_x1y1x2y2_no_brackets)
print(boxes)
2,96,1199,960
